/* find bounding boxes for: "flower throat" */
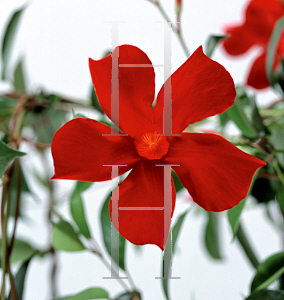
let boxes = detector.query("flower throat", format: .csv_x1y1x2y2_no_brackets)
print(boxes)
135,132,169,160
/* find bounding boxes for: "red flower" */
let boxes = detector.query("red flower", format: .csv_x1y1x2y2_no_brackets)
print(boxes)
223,0,284,89
51,45,266,250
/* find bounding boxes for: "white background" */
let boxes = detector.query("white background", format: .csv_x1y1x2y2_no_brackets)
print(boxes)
0,0,282,299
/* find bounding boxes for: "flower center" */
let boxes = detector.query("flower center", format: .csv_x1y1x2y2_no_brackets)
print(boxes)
135,132,169,160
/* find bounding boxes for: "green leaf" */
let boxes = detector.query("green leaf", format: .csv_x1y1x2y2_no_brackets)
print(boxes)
100,191,126,271
1,6,26,80
53,287,109,300
251,252,284,292
70,181,92,239
0,239,36,266
269,123,284,168
246,290,284,300
266,16,284,87
250,96,270,136
226,96,257,138
171,170,184,193
8,259,31,300
90,87,104,114
9,161,30,218
204,212,222,259
277,184,284,214
227,198,246,237
205,34,228,58
0,96,18,118
0,140,26,177
162,209,189,300
228,170,260,237
52,220,85,252
71,181,93,196
13,58,26,92
114,291,141,300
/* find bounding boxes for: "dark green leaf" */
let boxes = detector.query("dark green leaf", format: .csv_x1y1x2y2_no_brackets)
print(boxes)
0,140,26,177
8,259,31,300
204,212,222,259
100,191,126,271
70,181,92,239
1,6,26,80
246,290,284,300
277,184,284,214
251,252,284,292
52,220,85,252
226,96,257,138
162,209,189,300
205,34,228,58
13,58,26,92
171,170,184,193
53,287,109,300
266,16,284,88
250,96,270,136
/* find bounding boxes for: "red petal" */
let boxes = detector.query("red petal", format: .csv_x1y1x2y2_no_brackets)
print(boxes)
223,0,284,55
164,133,266,211
223,25,259,55
89,45,155,138
51,118,140,181
109,160,176,250
246,52,270,89
153,46,236,134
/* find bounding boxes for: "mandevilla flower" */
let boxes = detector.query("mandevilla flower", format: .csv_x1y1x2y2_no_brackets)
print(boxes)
223,0,284,89
51,45,265,250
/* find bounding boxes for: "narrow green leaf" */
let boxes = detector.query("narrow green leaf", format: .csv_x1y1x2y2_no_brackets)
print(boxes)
8,259,31,300
205,34,228,58
53,287,109,300
266,16,284,87
162,209,189,300
228,170,259,237
13,58,26,92
71,181,93,196
52,220,85,252
90,87,104,114
226,97,257,138
70,181,92,239
1,6,26,80
204,212,222,259
171,170,184,193
250,96,270,136
277,184,284,214
227,198,246,237
246,290,284,300
251,252,284,292
100,191,126,271
0,140,26,177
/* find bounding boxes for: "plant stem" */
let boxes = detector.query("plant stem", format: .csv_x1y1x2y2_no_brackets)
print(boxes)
273,159,284,186
148,0,190,57
236,222,259,269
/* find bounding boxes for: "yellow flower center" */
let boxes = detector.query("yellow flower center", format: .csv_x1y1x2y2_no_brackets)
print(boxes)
135,132,169,160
